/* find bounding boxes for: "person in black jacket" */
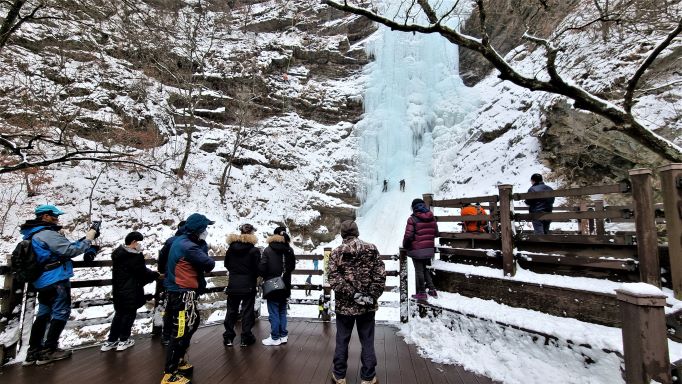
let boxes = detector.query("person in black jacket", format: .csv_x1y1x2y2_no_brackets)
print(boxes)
223,223,261,347
259,226,296,346
101,232,159,352
157,220,185,346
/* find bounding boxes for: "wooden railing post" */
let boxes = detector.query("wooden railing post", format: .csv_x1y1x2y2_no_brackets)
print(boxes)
629,169,661,287
322,247,332,322
579,201,589,234
498,184,515,277
594,200,606,235
422,193,434,209
616,286,671,384
0,265,26,365
399,248,408,323
658,164,682,299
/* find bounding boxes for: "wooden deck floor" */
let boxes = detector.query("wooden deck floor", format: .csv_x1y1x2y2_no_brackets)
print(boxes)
0,318,497,384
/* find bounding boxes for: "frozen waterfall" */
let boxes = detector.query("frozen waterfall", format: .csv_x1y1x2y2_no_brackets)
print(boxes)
355,13,479,254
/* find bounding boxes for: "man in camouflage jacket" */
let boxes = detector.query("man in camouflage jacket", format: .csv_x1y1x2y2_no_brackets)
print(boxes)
328,220,386,384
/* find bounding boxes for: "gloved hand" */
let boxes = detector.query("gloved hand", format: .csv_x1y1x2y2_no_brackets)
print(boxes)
85,229,98,241
83,245,100,262
353,293,374,306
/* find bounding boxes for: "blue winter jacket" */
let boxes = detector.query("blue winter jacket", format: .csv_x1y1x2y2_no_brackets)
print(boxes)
164,233,215,293
525,182,555,213
20,221,93,289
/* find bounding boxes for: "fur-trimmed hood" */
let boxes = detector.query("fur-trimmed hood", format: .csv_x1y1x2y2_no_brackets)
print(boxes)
226,233,258,245
266,234,287,244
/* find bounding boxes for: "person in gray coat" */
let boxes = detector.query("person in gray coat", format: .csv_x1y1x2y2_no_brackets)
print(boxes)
524,173,555,234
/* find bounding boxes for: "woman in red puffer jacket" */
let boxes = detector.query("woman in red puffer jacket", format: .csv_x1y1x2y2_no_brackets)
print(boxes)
402,198,439,300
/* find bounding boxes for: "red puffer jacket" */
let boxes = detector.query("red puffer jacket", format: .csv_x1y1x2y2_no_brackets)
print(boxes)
402,210,438,259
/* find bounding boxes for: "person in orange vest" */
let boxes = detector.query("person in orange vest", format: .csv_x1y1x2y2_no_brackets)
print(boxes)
461,203,488,233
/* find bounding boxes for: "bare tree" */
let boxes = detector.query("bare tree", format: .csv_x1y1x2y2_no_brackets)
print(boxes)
218,92,261,202
324,0,682,162
151,0,220,178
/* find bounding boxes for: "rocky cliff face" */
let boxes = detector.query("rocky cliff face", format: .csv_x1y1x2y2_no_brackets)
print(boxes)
0,1,375,251
453,0,682,191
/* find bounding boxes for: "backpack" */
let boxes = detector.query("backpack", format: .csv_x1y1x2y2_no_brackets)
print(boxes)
11,230,47,284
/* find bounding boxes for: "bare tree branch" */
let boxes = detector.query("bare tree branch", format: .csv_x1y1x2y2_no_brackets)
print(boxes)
623,16,682,113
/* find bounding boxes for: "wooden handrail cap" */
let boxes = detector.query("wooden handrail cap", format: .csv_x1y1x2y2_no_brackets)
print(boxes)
658,164,682,172
616,283,666,306
628,168,653,176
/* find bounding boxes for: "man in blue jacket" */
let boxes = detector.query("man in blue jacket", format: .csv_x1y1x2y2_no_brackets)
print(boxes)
21,204,98,366
524,173,555,234
162,213,215,384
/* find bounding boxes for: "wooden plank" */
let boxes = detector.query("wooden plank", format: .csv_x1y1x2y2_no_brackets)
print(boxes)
516,233,634,245
439,238,501,251
516,252,637,271
513,182,630,200
433,269,621,326
515,240,638,259
436,215,491,222
438,232,498,240
432,195,498,207
438,247,500,259
514,210,623,221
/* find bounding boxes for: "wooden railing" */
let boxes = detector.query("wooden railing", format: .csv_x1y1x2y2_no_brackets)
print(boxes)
0,247,403,365
419,163,682,384
427,166,682,296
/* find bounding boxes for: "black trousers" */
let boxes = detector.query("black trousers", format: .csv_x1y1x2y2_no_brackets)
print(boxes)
107,309,136,342
164,292,200,374
412,258,435,293
333,311,377,381
223,293,256,343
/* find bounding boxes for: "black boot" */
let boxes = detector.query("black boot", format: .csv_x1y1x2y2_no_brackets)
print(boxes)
36,319,71,365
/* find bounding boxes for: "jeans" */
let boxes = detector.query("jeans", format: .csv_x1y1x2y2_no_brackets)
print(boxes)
28,280,71,350
412,258,434,293
107,309,137,342
532,220,551,234
266,299,288,340
164,291,200,373
223,293,256,343
333,311,377,381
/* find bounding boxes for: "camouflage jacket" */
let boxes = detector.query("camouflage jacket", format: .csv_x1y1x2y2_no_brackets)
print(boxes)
328,236,386,316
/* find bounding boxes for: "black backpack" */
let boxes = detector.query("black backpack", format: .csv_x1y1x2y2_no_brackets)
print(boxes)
11,230,46,284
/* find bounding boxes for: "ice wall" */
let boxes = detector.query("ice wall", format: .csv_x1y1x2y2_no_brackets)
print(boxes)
356,4,480,254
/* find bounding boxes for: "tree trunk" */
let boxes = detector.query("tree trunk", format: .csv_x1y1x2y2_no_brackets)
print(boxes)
0,0,26,52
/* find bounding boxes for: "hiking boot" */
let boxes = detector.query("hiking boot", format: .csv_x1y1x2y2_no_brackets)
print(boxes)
178,360,194,375
223,338,233,347
411,292,428,300
240,338,255,347
261,336,281,346
427,289,438,298
331,374,347,384
22,348,40,366
361,377,378,384
36,348,72,365
116,339,135,351
100,341,118,352
161,372,191,384
161,338,171,347
280,335,288,344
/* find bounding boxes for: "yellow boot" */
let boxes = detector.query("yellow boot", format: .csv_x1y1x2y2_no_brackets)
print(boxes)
160,372,191,384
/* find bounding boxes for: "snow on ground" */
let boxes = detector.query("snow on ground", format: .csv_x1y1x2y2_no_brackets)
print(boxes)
400,291,682,384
